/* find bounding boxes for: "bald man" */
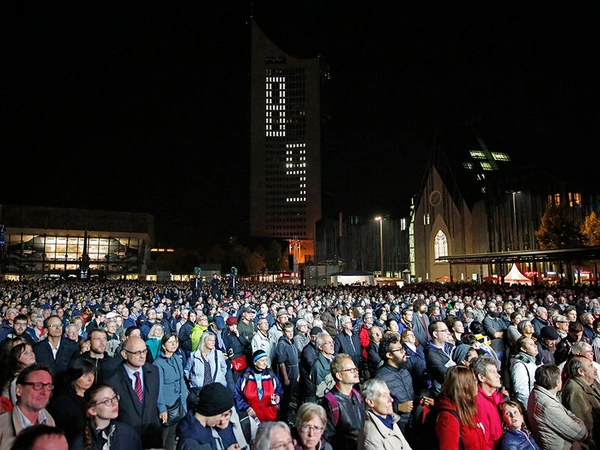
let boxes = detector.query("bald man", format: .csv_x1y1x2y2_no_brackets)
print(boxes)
106,336,162,449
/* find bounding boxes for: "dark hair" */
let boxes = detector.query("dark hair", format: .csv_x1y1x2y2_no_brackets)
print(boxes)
568,321,584,333
88,328,108,340
378,332,401,360
124,326,141,337
65,357,96,387
9,424,65,450
43,316,62,328
0,342,33,393
13,314,29,323
470,321,484,334
413,299,427,312
535,364,561,390
161,333,178,348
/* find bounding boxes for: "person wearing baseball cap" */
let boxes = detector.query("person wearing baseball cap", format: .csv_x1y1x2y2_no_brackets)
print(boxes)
176,382,250,449
223,316,251,383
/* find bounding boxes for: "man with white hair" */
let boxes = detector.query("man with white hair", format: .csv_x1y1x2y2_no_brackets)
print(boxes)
559,341,600,384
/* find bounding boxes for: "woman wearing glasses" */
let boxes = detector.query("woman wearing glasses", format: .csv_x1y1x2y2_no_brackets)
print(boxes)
358,378,411,450
70,383,141,450
293,403,332,450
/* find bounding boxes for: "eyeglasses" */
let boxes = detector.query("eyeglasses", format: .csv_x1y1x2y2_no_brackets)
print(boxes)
124,349,148,357
270,439,294,450
94,394,120,407
339,367,359,373
20,382,54,391
48,323,63,328
299,424,325,433
390,347,406,353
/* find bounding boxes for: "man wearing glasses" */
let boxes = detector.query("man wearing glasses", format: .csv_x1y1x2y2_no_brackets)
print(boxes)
320,353,365,450
0,314,37,346
106,335,162,449
0,364,56,450
424,320,456,398
32,316,78,387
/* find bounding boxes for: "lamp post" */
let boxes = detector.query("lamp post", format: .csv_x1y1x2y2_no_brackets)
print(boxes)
506,190,521,250
375,216,384,276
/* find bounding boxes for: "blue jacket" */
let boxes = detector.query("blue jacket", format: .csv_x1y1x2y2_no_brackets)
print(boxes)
500,428,541,450
176,410,238,450
153,351,189,415
374,362,415,432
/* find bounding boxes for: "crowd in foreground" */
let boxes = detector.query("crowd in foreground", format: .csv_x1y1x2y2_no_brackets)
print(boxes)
1,277,600,450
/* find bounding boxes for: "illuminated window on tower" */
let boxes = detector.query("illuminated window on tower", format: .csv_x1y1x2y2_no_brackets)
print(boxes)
265,75,286,137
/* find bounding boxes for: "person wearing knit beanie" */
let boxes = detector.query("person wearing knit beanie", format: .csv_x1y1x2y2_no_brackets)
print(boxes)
195,382,234,417
176,382,250,450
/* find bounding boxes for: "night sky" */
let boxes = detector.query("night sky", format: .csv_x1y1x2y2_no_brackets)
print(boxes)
4,3,598,249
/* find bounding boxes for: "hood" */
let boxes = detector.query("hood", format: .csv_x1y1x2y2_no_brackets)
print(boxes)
176,410,213,442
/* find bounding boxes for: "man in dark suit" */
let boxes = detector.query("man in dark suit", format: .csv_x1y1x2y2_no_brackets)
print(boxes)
32,315,78,389
106,335,162,449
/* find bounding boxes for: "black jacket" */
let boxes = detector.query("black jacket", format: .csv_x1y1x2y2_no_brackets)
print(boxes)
333,331,362,368
81,351,122,384
320,386,365,450
33,337,79,384
374,362,415,432
46,387,86,443
106,363,163,449
70,420,142,450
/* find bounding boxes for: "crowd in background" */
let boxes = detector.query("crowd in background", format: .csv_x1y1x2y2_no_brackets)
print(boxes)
1,277,600,450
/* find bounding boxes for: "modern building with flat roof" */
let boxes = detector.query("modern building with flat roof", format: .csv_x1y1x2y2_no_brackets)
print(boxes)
0,204,154,280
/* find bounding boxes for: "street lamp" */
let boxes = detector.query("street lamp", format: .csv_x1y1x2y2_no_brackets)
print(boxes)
375,216,384,275
506,190,521,250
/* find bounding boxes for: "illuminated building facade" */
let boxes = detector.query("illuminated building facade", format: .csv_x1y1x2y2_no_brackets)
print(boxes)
250,19,330,262
0,204,154,279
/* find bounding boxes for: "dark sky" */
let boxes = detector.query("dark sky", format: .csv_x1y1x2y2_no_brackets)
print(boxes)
4,3,598,249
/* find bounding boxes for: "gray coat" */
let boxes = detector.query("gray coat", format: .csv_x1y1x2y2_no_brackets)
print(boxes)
527,384,587,450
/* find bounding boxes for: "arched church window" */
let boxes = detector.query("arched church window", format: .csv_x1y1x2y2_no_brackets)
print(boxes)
434,229,448,261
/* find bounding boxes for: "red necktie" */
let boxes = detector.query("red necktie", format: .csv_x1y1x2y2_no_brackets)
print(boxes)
134,371,143,403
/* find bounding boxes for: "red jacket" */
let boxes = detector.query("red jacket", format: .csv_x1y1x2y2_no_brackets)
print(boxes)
435,394,486,450
476,385,504,450
359,324,370,360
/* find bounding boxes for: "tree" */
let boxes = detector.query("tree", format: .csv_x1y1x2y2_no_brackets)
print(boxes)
581,211,600,246
265,240,283,272
535,205,583,249
246,251,266,277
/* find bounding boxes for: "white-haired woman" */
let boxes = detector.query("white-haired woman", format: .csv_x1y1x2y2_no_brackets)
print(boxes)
358,378,412,450
254,421,295,450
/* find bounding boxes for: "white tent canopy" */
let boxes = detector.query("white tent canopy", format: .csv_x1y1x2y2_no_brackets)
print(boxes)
504,263,532,285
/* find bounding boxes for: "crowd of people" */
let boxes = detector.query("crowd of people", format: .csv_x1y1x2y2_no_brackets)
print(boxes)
1,277,600,450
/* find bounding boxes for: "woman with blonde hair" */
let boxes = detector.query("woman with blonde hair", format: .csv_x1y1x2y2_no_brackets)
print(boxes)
145,323,164,361
434,365,485,450
185,331,228,389
294,402,332,450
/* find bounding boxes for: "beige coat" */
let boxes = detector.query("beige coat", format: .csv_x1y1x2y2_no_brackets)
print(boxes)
0,406,55,450
358,410,412,450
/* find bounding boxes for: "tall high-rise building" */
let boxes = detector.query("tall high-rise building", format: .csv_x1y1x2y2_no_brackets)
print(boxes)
249,19,329,262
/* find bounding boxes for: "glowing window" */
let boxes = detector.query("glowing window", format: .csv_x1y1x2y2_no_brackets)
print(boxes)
554,193,561,206
470,150,486,159
491,152,510,161
434,230,448,261
480,162,493,171
463,162,474,169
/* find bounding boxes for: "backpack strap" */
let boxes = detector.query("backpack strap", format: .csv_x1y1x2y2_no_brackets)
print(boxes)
324,391,340,426
439,408,464,450
351,388,363,404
